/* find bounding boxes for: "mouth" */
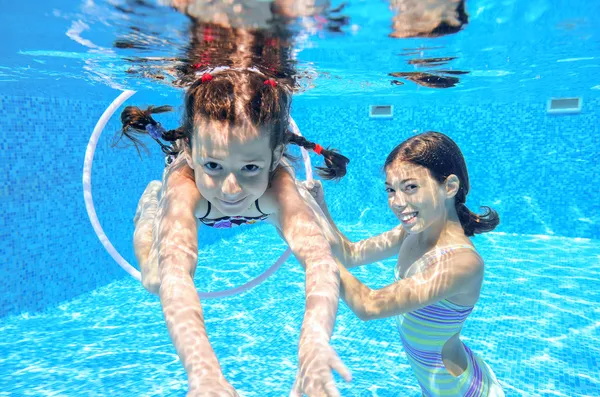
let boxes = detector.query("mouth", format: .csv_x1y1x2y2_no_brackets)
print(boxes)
399,211,418,224
218,197,248,207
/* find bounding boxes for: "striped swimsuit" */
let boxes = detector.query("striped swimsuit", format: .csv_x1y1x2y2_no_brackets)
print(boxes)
394,245,505,397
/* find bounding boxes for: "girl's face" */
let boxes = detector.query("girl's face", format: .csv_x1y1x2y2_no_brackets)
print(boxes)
385,161,453,235
190,122,280,215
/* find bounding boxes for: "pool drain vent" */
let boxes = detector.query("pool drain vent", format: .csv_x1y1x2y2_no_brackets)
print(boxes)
369,104,393,119
547,97,582,115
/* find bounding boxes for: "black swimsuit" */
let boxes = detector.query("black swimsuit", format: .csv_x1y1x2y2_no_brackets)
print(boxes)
198,200,269,228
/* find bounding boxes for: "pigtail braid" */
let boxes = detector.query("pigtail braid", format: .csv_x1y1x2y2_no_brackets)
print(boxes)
117,105,185,155
286,132,350,180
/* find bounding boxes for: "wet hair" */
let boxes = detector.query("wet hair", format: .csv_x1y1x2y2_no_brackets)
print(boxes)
117,69,349,180
429,0,469,37
384,131,499,236
173,22,297,88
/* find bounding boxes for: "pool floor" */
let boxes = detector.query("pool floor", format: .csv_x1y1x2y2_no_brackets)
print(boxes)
1,224,599,396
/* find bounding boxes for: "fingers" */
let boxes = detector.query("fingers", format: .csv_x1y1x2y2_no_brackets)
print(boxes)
302,180,322,191
308,384,328,397
295,345,351,397
322,377,341,397
330,354,352,383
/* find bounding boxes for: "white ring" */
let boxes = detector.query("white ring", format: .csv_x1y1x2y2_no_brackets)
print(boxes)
83,90,313,298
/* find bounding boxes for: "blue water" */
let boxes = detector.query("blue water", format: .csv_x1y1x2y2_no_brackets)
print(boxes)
1,224,599,396
2,0,600,100
1,0,600,396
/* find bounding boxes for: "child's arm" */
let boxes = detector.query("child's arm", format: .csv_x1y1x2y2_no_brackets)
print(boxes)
269,169,351,396
343,226,405,268
339,249,483,320
157,166,238,396
272,0,331,18
303,180,406,268
389,0,466,38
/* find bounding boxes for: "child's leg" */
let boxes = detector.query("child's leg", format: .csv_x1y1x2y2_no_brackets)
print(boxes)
133,180,162,294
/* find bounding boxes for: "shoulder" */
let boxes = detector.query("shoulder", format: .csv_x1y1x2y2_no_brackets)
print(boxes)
163,156,194,187
259,164,304,215
162,161,203,210
447,246,484,283
443,246,484,305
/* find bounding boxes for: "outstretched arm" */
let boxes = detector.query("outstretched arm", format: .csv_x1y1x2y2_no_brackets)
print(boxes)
389,0,467,38
270,169,351,396
157,164,237,396
303,180,406,268
272,0,331,18
339,249,483,321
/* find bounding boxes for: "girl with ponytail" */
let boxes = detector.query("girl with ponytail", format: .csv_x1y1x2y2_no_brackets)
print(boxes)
305,131,504,396
120,68,352,397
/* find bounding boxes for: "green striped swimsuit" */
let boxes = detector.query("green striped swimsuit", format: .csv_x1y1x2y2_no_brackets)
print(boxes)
394,245,505,397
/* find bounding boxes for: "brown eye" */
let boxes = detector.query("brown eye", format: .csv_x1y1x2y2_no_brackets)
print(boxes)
204,162,222,171
243,164,260,172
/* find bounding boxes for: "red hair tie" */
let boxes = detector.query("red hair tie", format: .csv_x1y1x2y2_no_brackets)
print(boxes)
203,26,214,42
264,79,277,87
313,144,323,155
201,73,213,83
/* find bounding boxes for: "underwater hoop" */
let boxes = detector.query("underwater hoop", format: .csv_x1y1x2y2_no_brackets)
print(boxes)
83,90,313,299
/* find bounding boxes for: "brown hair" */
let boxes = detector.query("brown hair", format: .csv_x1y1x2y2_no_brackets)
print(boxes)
173,22,296,89
117,69,349,180
384,131,498,236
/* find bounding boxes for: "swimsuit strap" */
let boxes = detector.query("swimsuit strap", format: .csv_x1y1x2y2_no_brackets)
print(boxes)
199,201,212,221
199,199,269,222
255,199,267,215
416,244,478,268
396,244,479,281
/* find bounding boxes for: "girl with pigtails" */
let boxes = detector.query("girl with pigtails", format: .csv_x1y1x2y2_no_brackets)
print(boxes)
114,1,363,395
120,68,352,397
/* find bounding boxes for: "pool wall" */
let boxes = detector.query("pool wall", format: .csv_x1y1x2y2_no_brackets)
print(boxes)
1,92,598,318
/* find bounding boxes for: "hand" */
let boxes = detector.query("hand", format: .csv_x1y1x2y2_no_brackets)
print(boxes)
186,375,240,397
302,180,326,209
290,337,351,397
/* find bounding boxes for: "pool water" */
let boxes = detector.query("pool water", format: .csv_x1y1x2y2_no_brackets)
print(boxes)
2,0,600,396
2,224,598,396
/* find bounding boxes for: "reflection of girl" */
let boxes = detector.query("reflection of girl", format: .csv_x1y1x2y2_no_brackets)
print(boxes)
172,20,297,89
308,132,505,396
389,0,469,38
170,0,331,28
167,0,307,89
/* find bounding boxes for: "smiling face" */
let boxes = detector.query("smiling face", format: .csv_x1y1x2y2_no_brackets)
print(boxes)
385,160,451,235
190,121,281,215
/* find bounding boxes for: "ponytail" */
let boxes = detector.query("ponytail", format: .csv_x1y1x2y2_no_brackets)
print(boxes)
117,105,187,156
456,203,499,237
285,132,349,180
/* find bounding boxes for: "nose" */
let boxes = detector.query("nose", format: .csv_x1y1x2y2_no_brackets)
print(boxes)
221,173,243,199
390,192,407,210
